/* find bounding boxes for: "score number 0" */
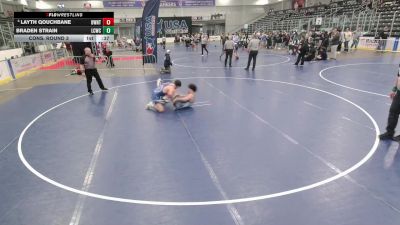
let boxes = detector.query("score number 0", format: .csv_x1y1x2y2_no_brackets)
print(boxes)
102,18,114,35
103,18,114,26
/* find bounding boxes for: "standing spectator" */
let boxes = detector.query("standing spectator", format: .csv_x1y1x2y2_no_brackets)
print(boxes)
220,33,226,46
184,35,191,48
344,28,353,52
288,36,299,55
273,32,278,49
337,28,344,53
220,33,227,59
283,33,290,47
233,33,240,46
104,46,115,68
162,36,166,50
294,40,309,66
261,33,267,48
245,34,261,71
378,26,389,51
351,27,362,50
267,32,273,49
329,28,340,60
320,31,330,49
233,33,240,59
80,47,108,95
201,33,209,56
224,36,234,67
134,37,141,52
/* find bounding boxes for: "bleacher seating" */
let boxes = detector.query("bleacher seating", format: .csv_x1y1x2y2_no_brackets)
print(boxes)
0,15,17,49
237,0,400,37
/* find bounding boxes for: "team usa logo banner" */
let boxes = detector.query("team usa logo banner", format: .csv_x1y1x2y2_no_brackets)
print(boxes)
141,0,160,63
159,17,191,35
136,17,192,36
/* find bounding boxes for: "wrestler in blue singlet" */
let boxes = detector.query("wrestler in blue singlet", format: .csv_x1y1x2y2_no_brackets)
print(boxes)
151,82,173,103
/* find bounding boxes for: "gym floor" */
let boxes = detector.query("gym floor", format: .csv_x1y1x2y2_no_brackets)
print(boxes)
0,44,399,225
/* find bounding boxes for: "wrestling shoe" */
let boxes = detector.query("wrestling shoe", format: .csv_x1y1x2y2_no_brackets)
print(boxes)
379,132,394,140
145,102,156,111
393,135,400,142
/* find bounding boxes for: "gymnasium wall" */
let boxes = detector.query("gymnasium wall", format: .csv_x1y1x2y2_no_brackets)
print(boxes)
28,1,265,33
25,0,333,33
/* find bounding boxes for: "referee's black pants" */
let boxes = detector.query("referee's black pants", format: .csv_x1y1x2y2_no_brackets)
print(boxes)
225,49,233,67
295,53,306,65
85,68,105,93
246,50,258,69
386,92,400,135
201,44,208,55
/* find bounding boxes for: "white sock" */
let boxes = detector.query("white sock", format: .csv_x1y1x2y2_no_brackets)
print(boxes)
157,78,162,87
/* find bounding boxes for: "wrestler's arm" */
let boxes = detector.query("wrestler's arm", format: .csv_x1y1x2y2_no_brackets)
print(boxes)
174,94,193,103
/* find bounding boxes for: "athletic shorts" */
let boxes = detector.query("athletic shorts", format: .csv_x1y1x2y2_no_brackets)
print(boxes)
151,93,169,104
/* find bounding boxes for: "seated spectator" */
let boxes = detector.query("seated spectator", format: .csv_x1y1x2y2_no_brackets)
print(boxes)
134,38,141,52
316,47,328,60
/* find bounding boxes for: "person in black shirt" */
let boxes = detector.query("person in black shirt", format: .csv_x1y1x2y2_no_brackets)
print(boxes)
316,47,328,60
294,40,309,66
320,32,329,49
80,47,108,95
378,26,389,51
160,50,172,73
380,65,400,141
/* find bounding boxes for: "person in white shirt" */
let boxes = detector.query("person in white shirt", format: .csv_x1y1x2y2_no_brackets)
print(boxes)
201,33,209,56
224,36,235,67
338,28,345,53
344,28,353,52
245,34,261,71
232,33,240,59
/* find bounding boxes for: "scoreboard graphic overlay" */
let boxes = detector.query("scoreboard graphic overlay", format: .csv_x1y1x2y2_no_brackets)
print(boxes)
14,12,114,42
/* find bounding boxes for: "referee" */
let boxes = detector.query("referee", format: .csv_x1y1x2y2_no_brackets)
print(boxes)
380,67,400,141
245,34,260,71
80,47,108,95
224,36,234,67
